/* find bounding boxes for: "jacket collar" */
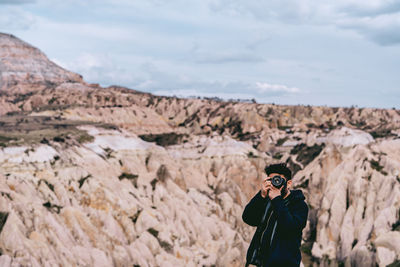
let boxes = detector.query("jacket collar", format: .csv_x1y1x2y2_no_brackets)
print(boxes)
286,189,305,202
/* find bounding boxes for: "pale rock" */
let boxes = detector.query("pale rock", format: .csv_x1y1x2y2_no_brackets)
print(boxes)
375,246,396,267
0,255,11,267
52,181,72,207
319,127,374,147
217,246,242,267
81,126,158,155
282,140,300,147
0,147,27,163
126,243,150,267
71,246,92,265
339,206,355,259
180,166,209,193
0,33,82,93
137,231,161,255
130,240,156,266
135,208,160,235
60,207,99,247
101,212,128,244
327,175,348,243
173,246,196,266
349,245,374,267
25,145,59,163
27,231,50,258
155,250,183,267
167,135,256,159
374,231,400,255
202,136,256,157
90,247,113,267
112,245,131,267
217,191,234,215
145,152,165,173
356,217,374,245
0,212,27,253
374,207,398,236
30,257,42,267
114,213,137,243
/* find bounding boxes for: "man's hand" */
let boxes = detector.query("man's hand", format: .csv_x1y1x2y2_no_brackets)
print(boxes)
261,177,283,200
261,177,283,199
267,183,282,200
261,177,270,198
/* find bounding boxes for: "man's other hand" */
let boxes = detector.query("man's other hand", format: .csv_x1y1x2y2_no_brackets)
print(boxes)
261,176,283,199
261,177,269,198
267,184,282,200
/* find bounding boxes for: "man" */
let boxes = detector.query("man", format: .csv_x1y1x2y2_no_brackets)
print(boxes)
242,163,309,267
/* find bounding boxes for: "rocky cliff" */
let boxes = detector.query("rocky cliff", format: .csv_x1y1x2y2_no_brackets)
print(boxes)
0,33,83,93
0,33,399,267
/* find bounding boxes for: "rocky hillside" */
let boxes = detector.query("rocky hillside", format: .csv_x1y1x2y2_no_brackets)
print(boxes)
0,33,399,267
0,33,83,94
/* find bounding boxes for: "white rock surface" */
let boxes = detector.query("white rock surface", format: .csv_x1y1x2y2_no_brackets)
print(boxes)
376,246,396,267
317,127,374,147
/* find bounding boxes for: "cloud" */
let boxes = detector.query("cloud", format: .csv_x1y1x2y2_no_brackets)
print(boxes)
3,0,397,108
256,82,300,95
193,50,264,64
0,0,35,4
53,53,141,87
149,72,301,101
208,0,400,45
337,12,400,45
208,0,328,24
54,49,301,102
335,0,400,17
0,7,36,30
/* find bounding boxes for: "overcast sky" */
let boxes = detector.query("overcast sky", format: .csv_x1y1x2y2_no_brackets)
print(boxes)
1,0,399,108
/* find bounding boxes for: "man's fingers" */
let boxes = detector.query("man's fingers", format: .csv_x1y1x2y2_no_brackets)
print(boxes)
263,180,271,186
266,185,278,191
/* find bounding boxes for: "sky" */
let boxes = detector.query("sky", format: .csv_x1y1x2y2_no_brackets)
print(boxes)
0,0,399,108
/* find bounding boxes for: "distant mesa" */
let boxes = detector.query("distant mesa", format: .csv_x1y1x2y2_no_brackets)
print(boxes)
0,32,83,93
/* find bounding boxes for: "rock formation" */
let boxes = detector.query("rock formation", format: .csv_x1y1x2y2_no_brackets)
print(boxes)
0,33,399,267
0,33,83,93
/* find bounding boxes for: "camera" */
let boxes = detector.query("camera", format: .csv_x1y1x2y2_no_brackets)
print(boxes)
269,175,286,188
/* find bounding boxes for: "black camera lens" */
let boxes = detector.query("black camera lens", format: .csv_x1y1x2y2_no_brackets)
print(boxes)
270,175,285,188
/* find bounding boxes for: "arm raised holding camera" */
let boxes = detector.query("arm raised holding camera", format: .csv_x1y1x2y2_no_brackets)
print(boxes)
242,176,270,226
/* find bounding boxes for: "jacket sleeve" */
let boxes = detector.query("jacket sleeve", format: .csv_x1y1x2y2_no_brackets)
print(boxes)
270,195,308,234
242,190,269,227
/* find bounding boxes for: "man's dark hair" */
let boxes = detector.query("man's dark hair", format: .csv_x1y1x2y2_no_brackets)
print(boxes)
265,163,292,180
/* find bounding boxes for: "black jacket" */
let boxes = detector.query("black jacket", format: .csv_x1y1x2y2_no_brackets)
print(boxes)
242,189,308,267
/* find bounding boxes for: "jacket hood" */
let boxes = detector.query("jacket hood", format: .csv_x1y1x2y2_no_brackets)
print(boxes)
287,189,305,202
